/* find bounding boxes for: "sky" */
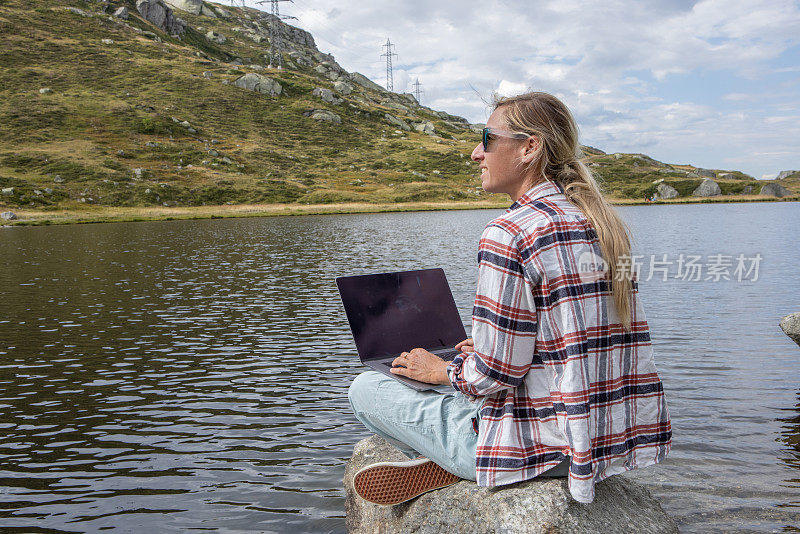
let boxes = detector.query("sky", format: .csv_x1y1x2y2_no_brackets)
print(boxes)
239,0,800,178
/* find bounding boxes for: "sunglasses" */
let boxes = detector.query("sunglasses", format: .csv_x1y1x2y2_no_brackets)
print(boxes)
482,127,530,151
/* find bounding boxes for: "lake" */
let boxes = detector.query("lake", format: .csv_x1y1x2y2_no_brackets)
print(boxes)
1,201,799,533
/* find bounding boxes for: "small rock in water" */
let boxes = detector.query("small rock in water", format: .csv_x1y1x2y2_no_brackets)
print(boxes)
1,211,18,220
39,87,53,94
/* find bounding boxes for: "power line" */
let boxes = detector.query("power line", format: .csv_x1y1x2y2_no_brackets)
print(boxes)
380,38,397,92
255,0,297,69
412,78,424,104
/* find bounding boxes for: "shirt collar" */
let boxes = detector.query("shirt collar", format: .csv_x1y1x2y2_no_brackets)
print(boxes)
507,180,565,212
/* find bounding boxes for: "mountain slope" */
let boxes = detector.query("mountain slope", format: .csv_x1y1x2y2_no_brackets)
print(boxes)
0,0,795,218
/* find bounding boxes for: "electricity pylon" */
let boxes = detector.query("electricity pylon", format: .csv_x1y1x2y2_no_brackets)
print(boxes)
256,0,297,69
381,38,397,92
412,78,424,104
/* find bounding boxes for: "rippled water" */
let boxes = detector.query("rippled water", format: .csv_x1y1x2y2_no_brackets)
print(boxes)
1,202,799,533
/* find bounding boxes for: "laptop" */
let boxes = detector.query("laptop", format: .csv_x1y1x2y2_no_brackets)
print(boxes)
336,268,468,391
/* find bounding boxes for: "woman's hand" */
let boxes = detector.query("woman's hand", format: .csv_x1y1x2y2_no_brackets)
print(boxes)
390,348,451,385
455,338,475,353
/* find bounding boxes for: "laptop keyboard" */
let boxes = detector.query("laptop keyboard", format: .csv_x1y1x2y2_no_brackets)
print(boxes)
380,349,462,366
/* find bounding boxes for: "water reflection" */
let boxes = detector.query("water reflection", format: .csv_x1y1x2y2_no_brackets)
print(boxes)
1,202,799,533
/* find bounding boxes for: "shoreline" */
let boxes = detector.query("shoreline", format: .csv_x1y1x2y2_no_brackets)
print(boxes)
2,195,798,227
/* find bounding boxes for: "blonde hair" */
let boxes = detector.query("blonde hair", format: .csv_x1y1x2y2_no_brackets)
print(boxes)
493,91,635,331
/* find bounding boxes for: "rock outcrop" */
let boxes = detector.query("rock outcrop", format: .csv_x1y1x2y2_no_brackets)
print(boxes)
692,178,721,197
777,170,798,180
760,183,790,197
780,313,800,347
351,72,386,92
233,73,281,96
1,211,17,221
308,109,341,124
656,183,679,199
312,87,341,105
136,0,186,36
696,168,716,178
344,436,678,534
164,0,202,15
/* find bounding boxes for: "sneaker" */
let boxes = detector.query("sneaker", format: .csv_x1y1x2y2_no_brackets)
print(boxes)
352,457,461,506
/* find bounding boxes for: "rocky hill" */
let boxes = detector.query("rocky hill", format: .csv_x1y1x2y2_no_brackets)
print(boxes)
0,0,796,218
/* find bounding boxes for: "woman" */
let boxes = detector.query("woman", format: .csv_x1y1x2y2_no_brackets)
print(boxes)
347,91,672,505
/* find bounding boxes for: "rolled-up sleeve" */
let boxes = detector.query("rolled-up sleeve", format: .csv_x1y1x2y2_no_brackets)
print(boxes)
447,223,540,397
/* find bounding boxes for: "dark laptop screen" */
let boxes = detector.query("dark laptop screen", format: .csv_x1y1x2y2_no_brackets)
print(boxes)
336,269,467,361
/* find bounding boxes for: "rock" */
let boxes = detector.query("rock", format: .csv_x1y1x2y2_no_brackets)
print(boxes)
692,178,721,197
39,87,52,94
233,73,282,96
718,173,735,180
66,7,90,16
1,187,14,195
760,182,790,197
345,436,678,534
385,113,410,131
351,72,386,92
1,211,17,221
145,141,159,148
113,6,129,19
695,168,716,178
384,101,410,113
53,175,65,183
205,30,226,44
208,149,219,157
334,81,353,95
413,120,435,135
312,87,341,105
203,71,213,78
44,188,53,194
187,127,196,134
133,168,144,179
742,185,753,194
780,313,800,347
215,7,231,18
656,183,679,199
136,0,186,36
310,110,341,124
180,120,191,128
101,38,115,45
777,170,798,180
164,0,201,15
221,156,233,164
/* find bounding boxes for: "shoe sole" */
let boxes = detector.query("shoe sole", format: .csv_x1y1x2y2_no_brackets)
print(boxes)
353,458,461,506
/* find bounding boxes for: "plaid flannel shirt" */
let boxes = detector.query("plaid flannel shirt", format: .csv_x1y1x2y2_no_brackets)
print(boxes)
446,180,672,503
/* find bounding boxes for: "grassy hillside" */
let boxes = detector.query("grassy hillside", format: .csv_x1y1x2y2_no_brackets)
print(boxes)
0,0,796,222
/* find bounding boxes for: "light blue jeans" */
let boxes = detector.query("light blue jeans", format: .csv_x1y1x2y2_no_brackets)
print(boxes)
348,370,482,480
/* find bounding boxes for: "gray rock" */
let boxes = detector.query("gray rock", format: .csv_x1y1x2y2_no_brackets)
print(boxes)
39,87,52,94
656,183,679,199
136,0,186,36
742,185,753,194
469,123,486,134
164,0,201,15
205,30,226,44
233,73,282,96
1,187,14,196
345,436,677,534
66,7,90,16
692,178,721,197
44,188,53,194
760,182,791,197
334,81,353,95
777,170,798,180
133,168,143,179
221,156,233,164
399,92,418,106
1,211,17,221
215,7,231,18
312,87,341,105
718,172,735,180
385,113,410,131
202,71,213,78
350,72,386,92
384,101,409,113
53,175,65,183
413,120,435,135
780,312,800,347
113,6,129,19
695,168,716,178
208,149,219,157
101,38,115,45
310,110,341,124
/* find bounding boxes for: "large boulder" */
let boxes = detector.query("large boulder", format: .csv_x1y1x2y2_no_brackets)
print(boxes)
333,81,353,95
695,168,716,178
777,170,798,180
718,172,735,180
692,178,721,197
1,211,17,221
309,109,341,124
233,73,281,96
656,183,679,199
312,87,341,105
413,120,435,135
205,30,226,44
385,113,410,131
136,0,186,36
113,6,129,19
760,182,791,197
345,436,677,534
780,313,800,347
351,72,386,92
164,0,201,14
